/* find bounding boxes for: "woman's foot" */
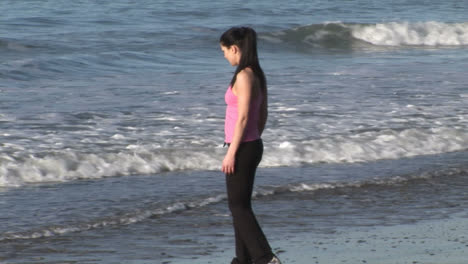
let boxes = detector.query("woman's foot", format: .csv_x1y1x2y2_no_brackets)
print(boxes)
267,256,282,264
231,257,252,264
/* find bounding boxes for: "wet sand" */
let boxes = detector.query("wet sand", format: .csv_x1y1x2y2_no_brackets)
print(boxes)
182,213,468,264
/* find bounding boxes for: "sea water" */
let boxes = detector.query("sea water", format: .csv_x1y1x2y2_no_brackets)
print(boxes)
1,0,468,263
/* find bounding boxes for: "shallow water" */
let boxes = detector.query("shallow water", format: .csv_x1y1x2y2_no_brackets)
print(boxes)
2,150,468,263
1,0,468,263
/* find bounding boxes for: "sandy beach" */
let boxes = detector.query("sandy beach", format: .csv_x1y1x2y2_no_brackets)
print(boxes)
282,215,467,264
184,213,468,264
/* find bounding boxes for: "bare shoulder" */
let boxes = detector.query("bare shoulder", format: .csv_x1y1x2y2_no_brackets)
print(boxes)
233,68,258,97
236,68,255,84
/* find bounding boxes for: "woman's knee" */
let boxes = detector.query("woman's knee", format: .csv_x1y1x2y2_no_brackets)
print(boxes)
228,200,252,216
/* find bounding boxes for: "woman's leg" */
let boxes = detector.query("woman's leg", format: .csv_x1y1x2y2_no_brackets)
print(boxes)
226,140,274,264
233,224,252,263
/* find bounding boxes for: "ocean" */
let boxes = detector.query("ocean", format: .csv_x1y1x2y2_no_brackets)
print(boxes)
1,0,468,263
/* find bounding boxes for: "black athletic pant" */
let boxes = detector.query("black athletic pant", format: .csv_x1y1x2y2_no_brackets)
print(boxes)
225,139,273,264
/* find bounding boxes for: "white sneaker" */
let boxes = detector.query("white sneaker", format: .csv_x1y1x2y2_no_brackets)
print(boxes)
267,256,282,264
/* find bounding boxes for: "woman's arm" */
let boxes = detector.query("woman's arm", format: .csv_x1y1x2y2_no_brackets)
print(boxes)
221,69,254,175
258,88,268,136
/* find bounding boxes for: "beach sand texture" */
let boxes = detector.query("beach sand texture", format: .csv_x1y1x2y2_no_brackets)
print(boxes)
188,214,468,264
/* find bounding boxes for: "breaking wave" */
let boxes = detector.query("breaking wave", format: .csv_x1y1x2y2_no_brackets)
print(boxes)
261,21,468,48
1,127,467,188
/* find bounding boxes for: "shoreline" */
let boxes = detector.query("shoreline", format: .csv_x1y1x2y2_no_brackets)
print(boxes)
181,213,468,264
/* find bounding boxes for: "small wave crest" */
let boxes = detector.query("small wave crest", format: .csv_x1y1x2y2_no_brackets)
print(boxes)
261,22,353,49
262,21,468,49
0,147,224,188
3,165,464,242
1,127,468,188
351,21,468,46
0,194,227,242
262,127,468,166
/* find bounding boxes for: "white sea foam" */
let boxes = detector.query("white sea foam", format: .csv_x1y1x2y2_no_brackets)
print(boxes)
351,21,468,46
0,148,224,187
1,127,467,188
262,127,468,166
262,21,468,48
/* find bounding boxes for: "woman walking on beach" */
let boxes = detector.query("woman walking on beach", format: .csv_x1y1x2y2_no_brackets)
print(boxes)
220,27,281,264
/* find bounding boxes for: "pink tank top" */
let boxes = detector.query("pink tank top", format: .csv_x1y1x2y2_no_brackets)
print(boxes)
224,85,262,143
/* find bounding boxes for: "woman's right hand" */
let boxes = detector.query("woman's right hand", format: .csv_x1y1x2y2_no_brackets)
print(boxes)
222,153,236,175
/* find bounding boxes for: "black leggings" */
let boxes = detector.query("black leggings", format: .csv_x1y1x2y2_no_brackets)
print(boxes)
225,139,273,264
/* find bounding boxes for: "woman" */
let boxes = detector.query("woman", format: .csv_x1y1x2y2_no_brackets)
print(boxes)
220,27,281,264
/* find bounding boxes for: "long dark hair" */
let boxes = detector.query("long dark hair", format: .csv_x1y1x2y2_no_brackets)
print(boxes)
220,27,267,95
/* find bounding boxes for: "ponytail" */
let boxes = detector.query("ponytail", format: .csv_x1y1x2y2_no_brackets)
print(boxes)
220,27,267,95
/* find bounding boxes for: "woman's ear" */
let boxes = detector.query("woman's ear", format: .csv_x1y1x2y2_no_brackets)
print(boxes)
231,45,240,54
